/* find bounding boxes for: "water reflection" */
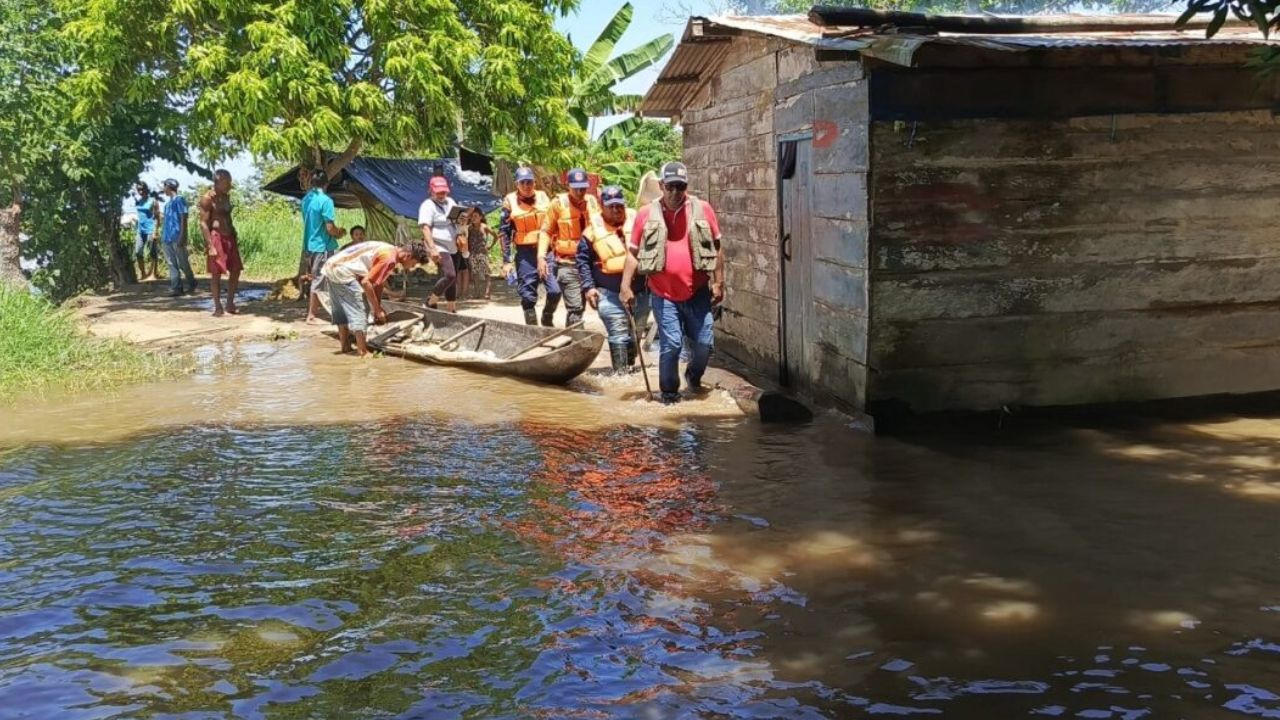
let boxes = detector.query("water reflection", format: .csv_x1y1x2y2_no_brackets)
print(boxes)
6,363,1280,716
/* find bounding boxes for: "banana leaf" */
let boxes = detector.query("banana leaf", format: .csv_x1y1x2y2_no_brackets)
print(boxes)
583,2,633,78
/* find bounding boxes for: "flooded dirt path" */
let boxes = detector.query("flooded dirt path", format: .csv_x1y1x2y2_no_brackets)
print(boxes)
4,336,1280,717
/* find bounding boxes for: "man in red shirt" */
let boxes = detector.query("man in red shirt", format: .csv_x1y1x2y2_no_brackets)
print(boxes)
621,161,725,403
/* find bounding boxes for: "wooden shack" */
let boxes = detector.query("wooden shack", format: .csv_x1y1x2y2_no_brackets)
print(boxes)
641,9,1280,416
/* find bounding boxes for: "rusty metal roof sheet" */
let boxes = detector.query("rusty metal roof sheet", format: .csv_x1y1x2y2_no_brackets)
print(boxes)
639,14,1280,117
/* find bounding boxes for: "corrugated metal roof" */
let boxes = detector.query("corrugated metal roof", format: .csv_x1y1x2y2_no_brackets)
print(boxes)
639,14,1280,117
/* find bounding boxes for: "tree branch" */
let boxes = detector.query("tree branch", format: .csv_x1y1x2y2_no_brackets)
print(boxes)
324,137,363,178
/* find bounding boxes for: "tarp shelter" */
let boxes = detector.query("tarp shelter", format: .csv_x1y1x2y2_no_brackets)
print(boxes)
264,155,501,246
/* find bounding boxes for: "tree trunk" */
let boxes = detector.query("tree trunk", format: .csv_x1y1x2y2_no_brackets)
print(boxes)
323,137,364,180
104,209,134,288
0,194,26,287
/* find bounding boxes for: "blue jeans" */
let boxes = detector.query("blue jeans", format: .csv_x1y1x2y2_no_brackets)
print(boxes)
162,241,196,293
597,287,651,351
650,286,714,400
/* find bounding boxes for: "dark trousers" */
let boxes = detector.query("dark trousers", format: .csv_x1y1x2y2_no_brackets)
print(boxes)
514,245,560,312
433,252,457,301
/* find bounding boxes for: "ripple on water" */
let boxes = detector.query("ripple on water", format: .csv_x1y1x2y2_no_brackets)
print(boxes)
5,413,1280,718
0,420,854,718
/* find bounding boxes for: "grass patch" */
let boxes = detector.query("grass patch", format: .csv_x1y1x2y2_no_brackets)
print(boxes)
230,201,363,281
0,283,183,401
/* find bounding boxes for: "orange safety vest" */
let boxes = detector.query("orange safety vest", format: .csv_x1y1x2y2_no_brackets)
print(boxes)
587,208,636,275
549,193,600,258
505,191,549,246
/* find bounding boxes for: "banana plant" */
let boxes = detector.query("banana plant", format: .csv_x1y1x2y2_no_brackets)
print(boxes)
571,3,674,146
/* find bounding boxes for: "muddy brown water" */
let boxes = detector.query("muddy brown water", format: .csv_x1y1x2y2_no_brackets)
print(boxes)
3,339,1280,718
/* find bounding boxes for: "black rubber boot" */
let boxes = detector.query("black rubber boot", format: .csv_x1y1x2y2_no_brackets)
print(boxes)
609,344,630,374
523,307,537,326
541,296,560,327
626,343,638,372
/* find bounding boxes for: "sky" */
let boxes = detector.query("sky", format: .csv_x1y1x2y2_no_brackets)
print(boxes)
138,1,721,198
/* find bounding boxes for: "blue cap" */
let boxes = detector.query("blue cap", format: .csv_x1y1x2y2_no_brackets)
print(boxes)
600,186,626,206
515,167,535,183
566,168,590,189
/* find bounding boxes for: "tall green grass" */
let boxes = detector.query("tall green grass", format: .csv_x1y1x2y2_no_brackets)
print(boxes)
0,283,182,401
230,200,363,281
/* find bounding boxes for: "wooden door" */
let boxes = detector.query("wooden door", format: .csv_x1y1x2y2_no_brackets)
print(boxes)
780,138,814,391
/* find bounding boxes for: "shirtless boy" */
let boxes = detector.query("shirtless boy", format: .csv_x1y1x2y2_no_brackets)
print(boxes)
199,169,243,316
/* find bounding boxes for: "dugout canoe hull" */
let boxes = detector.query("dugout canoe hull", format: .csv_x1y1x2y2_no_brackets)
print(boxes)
366,302,604,385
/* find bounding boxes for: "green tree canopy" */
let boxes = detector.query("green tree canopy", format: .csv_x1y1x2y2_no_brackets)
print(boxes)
0,0,190,293
62,0,590,176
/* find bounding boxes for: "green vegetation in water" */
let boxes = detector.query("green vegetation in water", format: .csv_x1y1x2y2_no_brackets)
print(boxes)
0,283,184,401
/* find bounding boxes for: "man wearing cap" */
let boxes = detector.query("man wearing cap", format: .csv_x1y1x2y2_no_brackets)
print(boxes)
419,175,462,311
160,179,197,297
578,185,648,373
538,168,598,328
302,168,347,323
499,167,557,326
620,161,724,403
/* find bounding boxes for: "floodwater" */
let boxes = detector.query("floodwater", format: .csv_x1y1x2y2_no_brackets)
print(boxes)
3,342,1280,718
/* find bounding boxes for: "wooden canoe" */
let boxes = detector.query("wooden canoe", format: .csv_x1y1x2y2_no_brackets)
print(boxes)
360,301,605,385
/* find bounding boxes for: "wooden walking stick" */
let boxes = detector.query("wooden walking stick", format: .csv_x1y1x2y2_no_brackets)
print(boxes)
626,308,655,402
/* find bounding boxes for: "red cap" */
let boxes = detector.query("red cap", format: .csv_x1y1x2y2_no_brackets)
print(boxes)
429,177,449,193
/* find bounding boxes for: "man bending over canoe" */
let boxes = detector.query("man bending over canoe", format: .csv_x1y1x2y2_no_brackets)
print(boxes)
320,240,431,357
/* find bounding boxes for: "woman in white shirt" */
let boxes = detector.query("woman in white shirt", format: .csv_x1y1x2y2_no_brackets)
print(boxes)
418,176,460,311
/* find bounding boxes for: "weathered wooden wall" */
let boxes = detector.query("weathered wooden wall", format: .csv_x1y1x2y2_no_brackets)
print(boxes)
680,38,873,410
682,37,781,373
868,110,1280,413
773,47,871,409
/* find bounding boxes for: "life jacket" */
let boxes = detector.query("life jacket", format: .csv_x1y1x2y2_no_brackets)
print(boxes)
587,208,636,275
636,196,719,274
551,193,600,258
505,191,550,246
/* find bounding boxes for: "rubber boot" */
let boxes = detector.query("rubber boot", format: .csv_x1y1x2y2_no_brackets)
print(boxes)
609,344,630,374
523,307,537,326
542,295,560,327
626,343,638,373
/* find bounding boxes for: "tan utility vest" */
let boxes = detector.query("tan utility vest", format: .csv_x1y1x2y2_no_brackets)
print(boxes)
636,196,719,275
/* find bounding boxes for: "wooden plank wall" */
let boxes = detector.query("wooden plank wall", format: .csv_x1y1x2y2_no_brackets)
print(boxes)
773,47,872,409
868,110,1280,413
682,37,783,375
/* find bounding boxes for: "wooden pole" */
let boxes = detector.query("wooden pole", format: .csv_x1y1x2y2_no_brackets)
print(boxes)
438,320,486,351
505,322,585,360
808,5,1243,34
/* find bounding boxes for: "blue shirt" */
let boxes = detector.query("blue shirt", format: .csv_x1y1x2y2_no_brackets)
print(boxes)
161,195,188,244
302,188,337,253
135,197,156,236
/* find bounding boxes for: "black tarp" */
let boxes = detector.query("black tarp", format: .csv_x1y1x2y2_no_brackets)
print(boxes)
264,155,502,218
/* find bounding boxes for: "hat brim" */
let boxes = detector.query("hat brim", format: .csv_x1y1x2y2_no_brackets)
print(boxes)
567,182,591,189
602,199,627,206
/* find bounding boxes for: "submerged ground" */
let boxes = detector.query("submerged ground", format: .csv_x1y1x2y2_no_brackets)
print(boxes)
2,283,1280,718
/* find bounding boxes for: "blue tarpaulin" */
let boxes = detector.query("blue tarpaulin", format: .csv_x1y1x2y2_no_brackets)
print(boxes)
264,155,502,218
